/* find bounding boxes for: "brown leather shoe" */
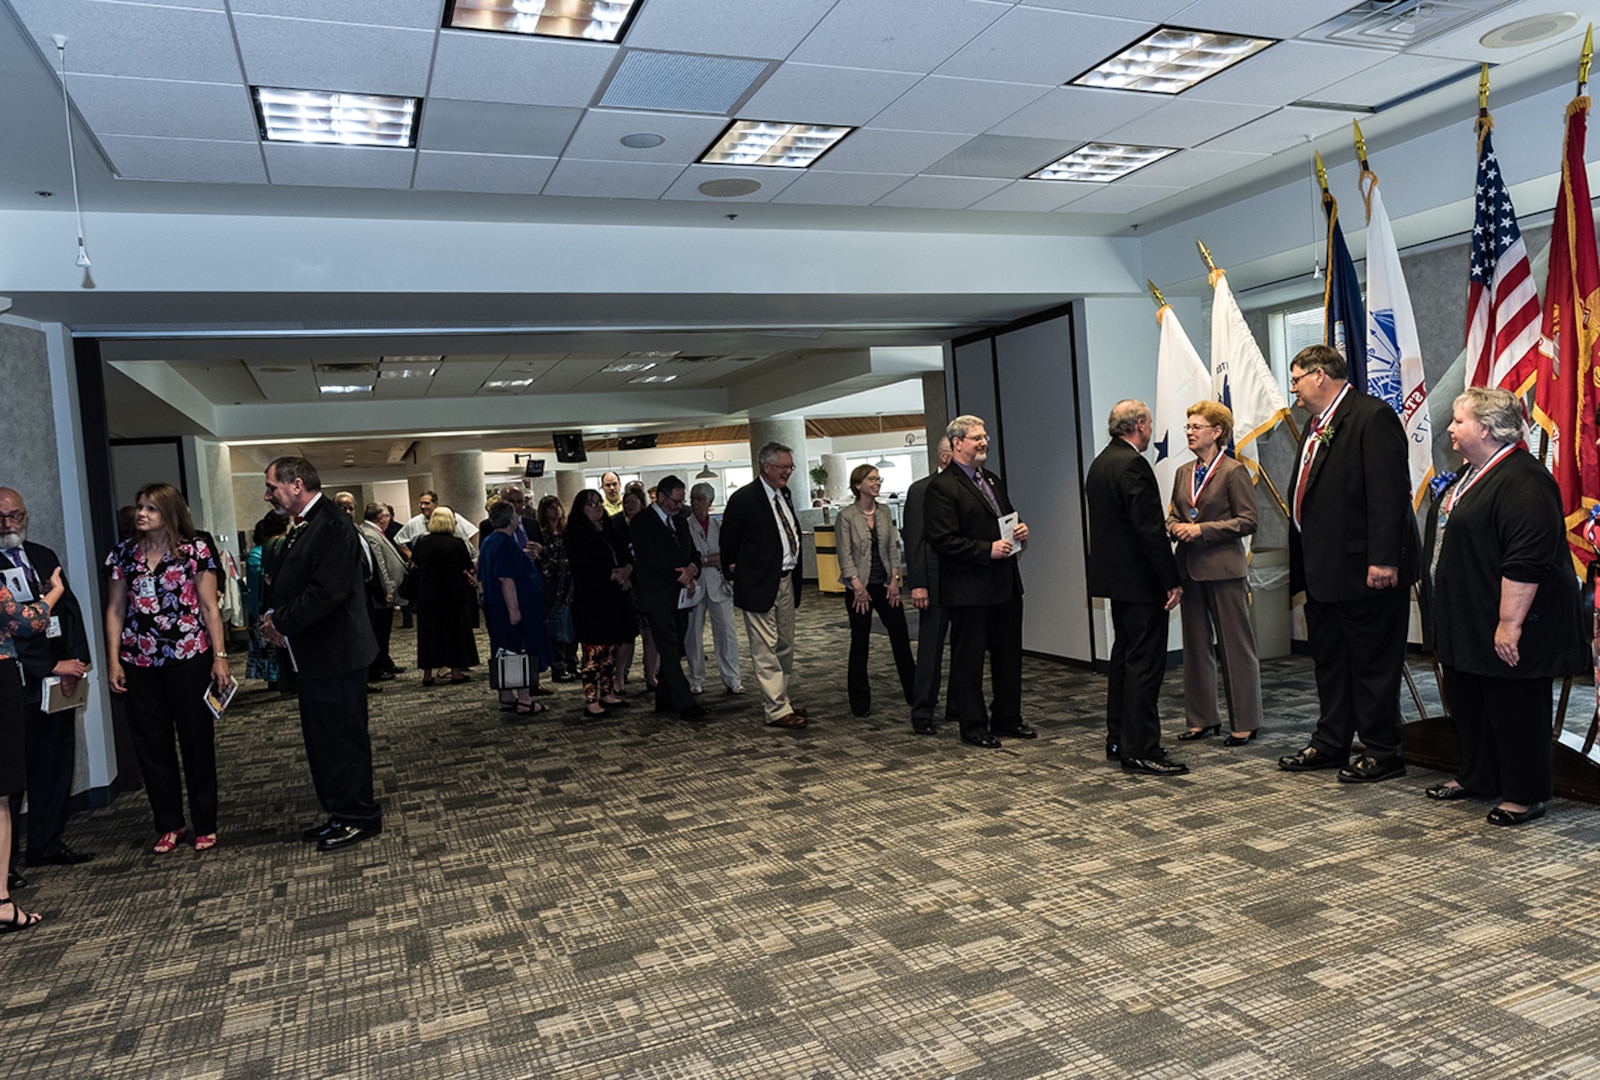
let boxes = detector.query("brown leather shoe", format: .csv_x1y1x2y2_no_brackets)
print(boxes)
766,712,807,728
788,704,809,719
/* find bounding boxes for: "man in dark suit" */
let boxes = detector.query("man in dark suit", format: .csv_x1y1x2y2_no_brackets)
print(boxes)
924,415,1036,749
719,442,807,729
0,487,94,873
902,436,952,735
1281,344,1418,783
1084,401,1186,775
259,457,383,851
630,475,707,722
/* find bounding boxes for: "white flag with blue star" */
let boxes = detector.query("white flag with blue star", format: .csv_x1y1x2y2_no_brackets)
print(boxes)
1153,304,1212,515
1210,269,1291,469
1362,175,1433,508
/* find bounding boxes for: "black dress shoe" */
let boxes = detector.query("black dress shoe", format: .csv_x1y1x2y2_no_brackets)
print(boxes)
387,666,407,675
995,722,1037,739
317,824,382,852
1337,755,1406,784
7,869,26,890
961,734,1002,749
1487,802,1546,826
372,670,397,682
301,820,341,843
679,704,710,721
1222,730,1258,746
37,843,94,865
1425,782,1471,800
911,720,938,735
1177,724,1221,741
1122,756,1189,776
1105,742,1119,760
1278,746,1347,772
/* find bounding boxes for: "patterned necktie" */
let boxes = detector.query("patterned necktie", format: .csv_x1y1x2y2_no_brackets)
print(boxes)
774,493,797,556
971,469,1000,515
1293,416,1324,526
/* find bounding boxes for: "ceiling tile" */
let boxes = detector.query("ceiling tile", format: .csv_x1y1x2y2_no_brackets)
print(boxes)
9,0,241,81
938,7,1154,85
1410,9,1590,63
417,99,583,156
1019,0,1187,16
263,143,417,189
431,30,618,107
1118,147,1266,187
926,134,1079,178
228,0,444,28
562,109,731,164
986,85,1163,139
740,64,921,127
621,0,837,60
790,0,1012,74
1059,182,1184,214
1306,53,1479,109
873,175,1010,209
808,128,972,173
1184,41,1389,106
661,164,804,202
965,178,1099,211
234,15,436,97
67,75,257,141
542,158,687,198
100,135,267,184
598,50,768,113
1171,0,1364,39
770,170,915,205
1098,98,1274,147
412,151,557,195
868,76,1052,134
1200,104,1360,154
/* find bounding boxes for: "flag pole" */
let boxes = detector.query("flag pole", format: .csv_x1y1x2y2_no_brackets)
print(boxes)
1579,23,1591,95
1147,278,1167,313
1352,119,1369,173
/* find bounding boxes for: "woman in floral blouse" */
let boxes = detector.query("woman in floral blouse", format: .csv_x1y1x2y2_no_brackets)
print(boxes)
105,483,232,854
2,564,65,933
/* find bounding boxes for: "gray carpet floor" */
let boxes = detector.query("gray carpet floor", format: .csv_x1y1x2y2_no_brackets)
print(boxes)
5,598,1600,1079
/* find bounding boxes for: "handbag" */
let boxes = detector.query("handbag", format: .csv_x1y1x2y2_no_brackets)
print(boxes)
490,649,531,690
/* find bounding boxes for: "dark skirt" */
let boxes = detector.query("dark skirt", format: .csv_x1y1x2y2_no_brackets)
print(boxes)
0,659,25,795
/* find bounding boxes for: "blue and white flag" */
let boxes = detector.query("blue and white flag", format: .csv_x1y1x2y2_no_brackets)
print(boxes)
1323,189,1368,393
1361,172,1433,508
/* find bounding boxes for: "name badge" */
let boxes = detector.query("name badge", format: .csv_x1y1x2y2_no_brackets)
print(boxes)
134,576,158,599
46,616,62,639
1,568,32,603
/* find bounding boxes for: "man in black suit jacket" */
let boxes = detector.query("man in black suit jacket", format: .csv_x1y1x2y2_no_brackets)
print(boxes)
1084,401,1186,776
719,442,807,729
0,487,94,870
902,436,952,735
260,458,383,851
631,476,707,722
924,415,1036,749
1281,344,1418,783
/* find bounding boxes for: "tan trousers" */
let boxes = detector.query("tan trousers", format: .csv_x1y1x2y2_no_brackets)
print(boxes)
1179,576,1262,732
741,575,796,721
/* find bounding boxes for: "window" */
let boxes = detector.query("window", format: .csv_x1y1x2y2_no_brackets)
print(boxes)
1268,302,1328,396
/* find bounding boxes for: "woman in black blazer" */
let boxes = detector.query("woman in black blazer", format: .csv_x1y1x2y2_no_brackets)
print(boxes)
410,507,479,685
565,490,633,718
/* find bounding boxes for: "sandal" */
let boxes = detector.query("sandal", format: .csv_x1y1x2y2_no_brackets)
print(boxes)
193,834,218,853
153,828,189,854
584,705,609,718
513,701,548,716
0,897,42,935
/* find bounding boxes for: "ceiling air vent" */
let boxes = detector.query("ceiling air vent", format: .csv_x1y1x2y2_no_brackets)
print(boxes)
1306,0,1524,51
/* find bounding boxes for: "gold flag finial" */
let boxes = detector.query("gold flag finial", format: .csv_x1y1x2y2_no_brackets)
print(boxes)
1147,279,1167,311
1196,237,1216,273
1479,62,1490,112
1353,120,1369,171
1580,23,1593,90
1314,149,1329,193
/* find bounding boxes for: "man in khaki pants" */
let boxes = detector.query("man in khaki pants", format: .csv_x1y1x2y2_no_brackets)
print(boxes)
719,442,807,729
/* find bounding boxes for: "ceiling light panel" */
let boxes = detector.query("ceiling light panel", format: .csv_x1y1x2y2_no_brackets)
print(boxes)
444,0,641,42
1072,27,1275,95
628,373,678,383
253,87,420,147
1030,143,1178,183
700,120,853,168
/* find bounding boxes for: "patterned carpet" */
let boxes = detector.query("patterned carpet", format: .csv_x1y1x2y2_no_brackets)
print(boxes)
6,598,1600,1080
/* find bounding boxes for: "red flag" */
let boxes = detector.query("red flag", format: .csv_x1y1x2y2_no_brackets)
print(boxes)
1530,95,1600,566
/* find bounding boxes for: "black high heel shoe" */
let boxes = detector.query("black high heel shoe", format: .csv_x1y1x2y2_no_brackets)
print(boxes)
1222,730,1258,746
1177,724,1221,741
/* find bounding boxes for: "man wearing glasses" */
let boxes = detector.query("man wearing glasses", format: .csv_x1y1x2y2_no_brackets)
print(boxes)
0,488,94,877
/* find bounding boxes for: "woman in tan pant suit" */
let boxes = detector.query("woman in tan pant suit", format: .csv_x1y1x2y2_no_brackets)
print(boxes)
1167,401,1263,745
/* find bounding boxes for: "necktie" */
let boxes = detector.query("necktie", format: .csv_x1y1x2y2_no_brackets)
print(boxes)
774,493,797,557
1293,416,1323,527
972,469,1001,515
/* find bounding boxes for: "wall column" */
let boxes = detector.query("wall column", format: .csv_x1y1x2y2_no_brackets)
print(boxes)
431,451,485,531
747,417,808,477
821,452,851,503
405,469,433,519
922,370,950,472
555,468,587,508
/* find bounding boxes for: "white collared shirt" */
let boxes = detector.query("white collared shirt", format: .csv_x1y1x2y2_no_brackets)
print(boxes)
762,478,799,571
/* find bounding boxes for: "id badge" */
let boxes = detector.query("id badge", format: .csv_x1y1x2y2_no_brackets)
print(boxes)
134,576,158,600
46,616,62,639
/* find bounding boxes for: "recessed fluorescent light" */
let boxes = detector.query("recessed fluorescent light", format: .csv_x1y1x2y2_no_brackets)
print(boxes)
482,378,535,390
628,373,678,384
318,384,374,395
1072,27,1275,94
377,367,437,379
253,86,419,147
699,120,853,168
604,361,657,373
621,350,680,359
381,354,443,364
1031,143,1178,183
444,0,641,43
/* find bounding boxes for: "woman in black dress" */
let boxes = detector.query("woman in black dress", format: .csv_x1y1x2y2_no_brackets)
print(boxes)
535,495,577,681
1428,387,1586,825
610,487,650,694
565,490,633,718
411,506,479,685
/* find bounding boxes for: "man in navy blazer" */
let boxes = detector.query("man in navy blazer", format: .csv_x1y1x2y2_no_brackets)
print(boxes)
630,475,707,721
924,415,1036,749
1281,344,1418,783
260,457,383,852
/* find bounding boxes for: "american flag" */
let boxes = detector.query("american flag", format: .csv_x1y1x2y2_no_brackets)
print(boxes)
1466,124,1540,391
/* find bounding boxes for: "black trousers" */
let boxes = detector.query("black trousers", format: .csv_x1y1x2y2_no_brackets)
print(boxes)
1441,666,1554,804
8,696,79,860
910,604,950,724
945,595,1024,740
122,655,218,835
641,607,694,712
297,667,380,829
1107,600,1167,760
844,583,915,715
368,604,395,679
1304,589,1408,762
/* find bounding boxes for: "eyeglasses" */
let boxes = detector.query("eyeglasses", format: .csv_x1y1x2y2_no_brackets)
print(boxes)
0,510,25,525
1183,423,1218,432
1289,371,1319,388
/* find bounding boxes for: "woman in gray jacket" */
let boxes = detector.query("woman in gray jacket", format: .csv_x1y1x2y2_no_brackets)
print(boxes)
837,464,915,717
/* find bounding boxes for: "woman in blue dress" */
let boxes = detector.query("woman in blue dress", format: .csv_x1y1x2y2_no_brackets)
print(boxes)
480,500,553,716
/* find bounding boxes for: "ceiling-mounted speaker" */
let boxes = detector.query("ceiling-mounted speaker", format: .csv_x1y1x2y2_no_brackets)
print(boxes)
617,433,658,451
553,432,588,463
